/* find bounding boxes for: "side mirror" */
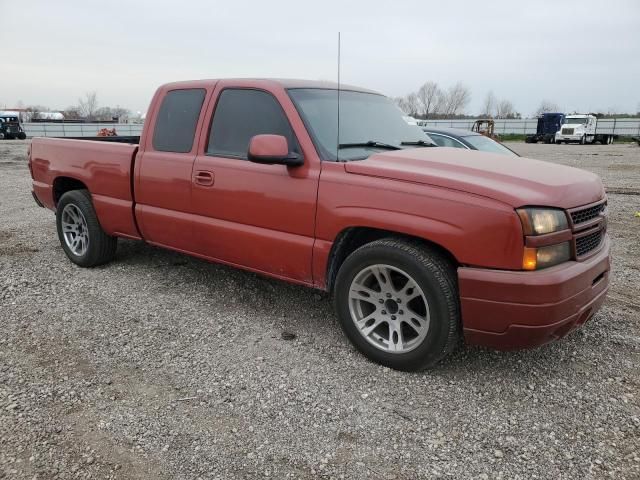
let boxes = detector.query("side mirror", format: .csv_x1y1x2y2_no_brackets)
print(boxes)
247,134,303,167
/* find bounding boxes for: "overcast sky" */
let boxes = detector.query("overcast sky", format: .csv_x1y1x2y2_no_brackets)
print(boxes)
2,0,639,116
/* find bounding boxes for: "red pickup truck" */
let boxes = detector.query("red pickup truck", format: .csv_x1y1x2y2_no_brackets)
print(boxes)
29,79,610,370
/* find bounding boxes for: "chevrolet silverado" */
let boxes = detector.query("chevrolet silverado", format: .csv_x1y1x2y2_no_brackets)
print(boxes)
29,79,610,370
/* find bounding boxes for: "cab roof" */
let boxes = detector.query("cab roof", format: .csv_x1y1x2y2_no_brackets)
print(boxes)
159,78,379,94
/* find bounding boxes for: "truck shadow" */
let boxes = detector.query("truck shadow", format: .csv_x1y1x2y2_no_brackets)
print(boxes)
112,238,597,377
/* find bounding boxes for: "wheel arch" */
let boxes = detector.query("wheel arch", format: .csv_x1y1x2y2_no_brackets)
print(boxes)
52,176,89,207
325,226,459,294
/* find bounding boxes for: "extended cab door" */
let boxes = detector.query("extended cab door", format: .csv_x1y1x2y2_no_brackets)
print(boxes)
190,83,321,284
134,86,211,251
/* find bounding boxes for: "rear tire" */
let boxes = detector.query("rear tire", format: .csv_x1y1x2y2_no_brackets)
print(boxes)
17,132,26,140
56,190,117,267
334,238,460,371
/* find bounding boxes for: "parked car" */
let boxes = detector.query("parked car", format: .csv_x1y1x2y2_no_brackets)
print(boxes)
0,112,27,139
422,127,519,156
29,79,610,371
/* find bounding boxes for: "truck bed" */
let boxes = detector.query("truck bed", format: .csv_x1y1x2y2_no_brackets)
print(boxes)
64,136,141,144
30,137,141,239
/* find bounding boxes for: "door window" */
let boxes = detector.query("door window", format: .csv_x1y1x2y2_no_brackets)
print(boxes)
207,89,297,159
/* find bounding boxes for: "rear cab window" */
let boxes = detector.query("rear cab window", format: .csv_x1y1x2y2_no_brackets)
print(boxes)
153,89,206,153
207,89,299,159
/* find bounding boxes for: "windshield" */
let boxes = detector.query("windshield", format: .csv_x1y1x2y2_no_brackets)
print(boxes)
0,116,18,123
288,89,432,161
565,118,587,124
463,135,516,156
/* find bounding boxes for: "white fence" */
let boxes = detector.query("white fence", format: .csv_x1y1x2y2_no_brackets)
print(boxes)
419,118,640,136
21,118,640,138
23,122,144,138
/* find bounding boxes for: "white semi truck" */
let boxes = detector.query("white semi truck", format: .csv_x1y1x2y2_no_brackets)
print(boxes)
555,114,615,145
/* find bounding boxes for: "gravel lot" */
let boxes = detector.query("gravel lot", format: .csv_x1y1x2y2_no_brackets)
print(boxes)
1,140,638,479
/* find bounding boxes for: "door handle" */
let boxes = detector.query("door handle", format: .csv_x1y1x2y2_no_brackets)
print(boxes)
194,170,214,186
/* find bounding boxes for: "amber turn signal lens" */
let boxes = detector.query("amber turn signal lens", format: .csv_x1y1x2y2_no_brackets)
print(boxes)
522,247,538,270
522,242,571,271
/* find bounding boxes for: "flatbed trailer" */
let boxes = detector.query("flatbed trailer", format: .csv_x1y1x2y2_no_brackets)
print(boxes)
556,115,615,145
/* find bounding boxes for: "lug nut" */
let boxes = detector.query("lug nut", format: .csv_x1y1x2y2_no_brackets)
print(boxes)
396,299,402,303
381,310,387,315
386,293,392,298
398,310,404,315
378,299,384,304
391,315,396,320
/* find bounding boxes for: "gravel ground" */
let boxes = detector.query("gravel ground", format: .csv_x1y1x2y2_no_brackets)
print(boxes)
1,140,638,479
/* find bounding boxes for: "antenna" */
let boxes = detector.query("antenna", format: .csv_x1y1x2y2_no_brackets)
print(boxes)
336,32,341,161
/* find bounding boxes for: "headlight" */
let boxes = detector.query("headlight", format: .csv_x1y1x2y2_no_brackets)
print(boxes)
517,208,568,235
522,242,571,270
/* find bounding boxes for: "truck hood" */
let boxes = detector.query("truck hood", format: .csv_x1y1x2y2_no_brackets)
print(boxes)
343,147,604,209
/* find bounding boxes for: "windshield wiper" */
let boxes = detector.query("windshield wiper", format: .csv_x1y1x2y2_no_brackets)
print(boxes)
338,141,402,150
401,140,436,147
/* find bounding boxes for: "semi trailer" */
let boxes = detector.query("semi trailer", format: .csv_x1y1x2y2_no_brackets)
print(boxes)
555,115,615,145
525,112,565,144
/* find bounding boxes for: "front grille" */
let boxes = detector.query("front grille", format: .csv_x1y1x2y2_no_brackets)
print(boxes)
561,128,574,135
576,230,603,257
571,203,605,225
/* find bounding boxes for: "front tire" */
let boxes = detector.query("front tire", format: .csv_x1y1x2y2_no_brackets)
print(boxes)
334,238,460,371
56,190,117,267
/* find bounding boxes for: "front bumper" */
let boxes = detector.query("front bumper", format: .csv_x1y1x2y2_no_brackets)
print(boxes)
556,134,584,142
458,236,610,350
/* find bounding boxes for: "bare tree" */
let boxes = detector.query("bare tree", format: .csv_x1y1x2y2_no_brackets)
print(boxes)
25,105,48,122
443,83,471,116
111,106,130,122
405,92,420,117
481,91,496,118
95,106,131,122
63,107,82,120
496,99,516,119
535,100,560,116
394,96,411,114
78,91,99,120
433,89,447,116
416,81,441,118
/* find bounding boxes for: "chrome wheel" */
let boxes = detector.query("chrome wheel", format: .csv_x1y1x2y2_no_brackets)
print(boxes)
61,204,89,256
348,264,430,354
